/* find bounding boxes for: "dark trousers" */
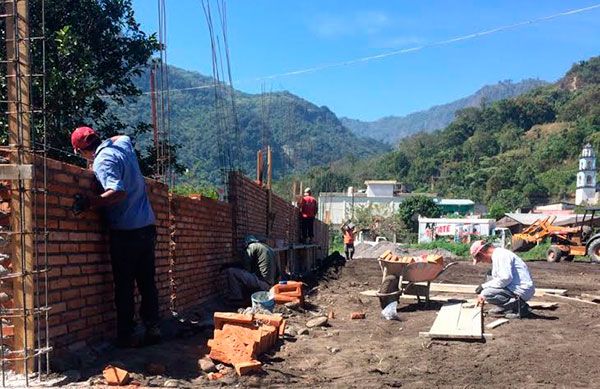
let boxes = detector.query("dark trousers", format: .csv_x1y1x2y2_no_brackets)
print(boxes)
301,217,314,242
345,243,355,261
109,225,159,339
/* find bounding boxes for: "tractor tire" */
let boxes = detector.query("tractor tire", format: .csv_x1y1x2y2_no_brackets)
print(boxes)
546,246,563,263
512,237,534,252
378,274,399,309
588,239,600,264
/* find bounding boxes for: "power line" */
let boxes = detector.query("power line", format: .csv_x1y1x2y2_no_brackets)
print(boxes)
143,2,600,95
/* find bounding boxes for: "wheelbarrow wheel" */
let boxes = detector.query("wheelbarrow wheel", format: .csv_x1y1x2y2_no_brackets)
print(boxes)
378,274,399,309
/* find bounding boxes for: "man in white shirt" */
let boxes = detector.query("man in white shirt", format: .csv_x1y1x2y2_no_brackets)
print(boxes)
470,240,535,319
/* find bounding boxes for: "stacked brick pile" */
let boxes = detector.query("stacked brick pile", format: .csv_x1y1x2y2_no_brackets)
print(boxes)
272,281,304,305
207,312,286,376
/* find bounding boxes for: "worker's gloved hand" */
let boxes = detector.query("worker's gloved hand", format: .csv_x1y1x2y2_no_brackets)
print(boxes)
71,193,91,215
475,284,483,294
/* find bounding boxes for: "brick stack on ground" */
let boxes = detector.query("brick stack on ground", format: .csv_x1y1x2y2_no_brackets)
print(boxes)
207,312,286,376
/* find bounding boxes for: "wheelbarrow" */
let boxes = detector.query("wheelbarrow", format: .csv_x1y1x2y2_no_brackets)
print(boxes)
375,255,457,308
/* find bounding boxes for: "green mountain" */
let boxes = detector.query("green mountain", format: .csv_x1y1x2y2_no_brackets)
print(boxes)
304,56,600,215
111,66,389,183
341,79,549,144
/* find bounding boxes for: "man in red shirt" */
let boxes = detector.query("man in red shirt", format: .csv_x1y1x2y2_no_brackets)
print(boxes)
299,188,317,243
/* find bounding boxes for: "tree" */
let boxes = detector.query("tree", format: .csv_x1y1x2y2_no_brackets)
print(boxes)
353,203,406,241
397,196,441,233
1,0,165,172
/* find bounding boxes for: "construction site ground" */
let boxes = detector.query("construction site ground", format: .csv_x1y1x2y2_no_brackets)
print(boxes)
64,254,600,388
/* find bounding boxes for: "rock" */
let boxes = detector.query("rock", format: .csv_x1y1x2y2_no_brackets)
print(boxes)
206,372,224,381
298,328,309,335
327,347,341,353
164,379,188,387
198,357,217,373
284,326,297,337
246,376,263,387
306,316,328,328
148,377,166,387
146,362,166,375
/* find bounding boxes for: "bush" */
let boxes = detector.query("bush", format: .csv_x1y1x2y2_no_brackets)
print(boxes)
519,242,551,261
329,228,344,254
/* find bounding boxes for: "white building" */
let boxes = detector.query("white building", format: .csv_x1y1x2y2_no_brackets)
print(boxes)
418,217,496,244
318,181,435,225
576,143,598,205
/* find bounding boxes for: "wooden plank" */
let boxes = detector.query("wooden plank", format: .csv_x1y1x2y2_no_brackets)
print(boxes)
544,293,598,305
420,332,494,340
528,301,559,309
360,289,401,297
426,303,483,340
486,318,509,329
430,283,567,297
0,164,33,180
6,0,35,374
581,293,600,303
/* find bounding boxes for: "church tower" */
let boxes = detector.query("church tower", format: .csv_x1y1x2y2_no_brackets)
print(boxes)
576,143,597,205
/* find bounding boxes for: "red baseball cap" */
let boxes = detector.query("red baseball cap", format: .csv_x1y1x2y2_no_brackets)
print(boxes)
71,126,98,151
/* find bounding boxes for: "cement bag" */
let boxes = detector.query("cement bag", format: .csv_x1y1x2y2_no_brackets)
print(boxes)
381,301,400,321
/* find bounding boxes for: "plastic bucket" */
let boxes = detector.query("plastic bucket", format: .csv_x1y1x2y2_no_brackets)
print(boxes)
251,291,275,312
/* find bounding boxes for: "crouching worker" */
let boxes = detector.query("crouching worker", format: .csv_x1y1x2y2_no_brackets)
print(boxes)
470,240,535,319
222,235,279,307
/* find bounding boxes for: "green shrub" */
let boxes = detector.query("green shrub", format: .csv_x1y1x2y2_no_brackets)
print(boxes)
519,242,551,261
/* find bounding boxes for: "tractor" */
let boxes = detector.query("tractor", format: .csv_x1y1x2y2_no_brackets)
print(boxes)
511,208,600,263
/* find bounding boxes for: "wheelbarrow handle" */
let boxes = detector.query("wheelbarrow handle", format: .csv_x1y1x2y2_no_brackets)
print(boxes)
438,261,458,277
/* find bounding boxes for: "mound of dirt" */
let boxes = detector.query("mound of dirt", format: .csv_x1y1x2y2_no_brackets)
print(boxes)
353,242,459,261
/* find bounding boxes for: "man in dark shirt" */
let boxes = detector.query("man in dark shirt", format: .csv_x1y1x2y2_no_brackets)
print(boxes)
223,235,279,306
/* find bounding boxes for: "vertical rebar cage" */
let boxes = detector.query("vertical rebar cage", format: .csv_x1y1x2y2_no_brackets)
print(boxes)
0,0,51,386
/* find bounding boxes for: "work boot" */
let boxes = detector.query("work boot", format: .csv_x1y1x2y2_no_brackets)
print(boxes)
504,301,532,319
488,306,508,317
144,324,162,346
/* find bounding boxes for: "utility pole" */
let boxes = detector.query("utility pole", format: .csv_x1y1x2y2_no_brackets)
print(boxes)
5,0,35,374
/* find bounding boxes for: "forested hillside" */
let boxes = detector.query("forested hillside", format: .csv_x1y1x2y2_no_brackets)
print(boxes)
301,56,600,215
341,79,548,144
110,66,388,183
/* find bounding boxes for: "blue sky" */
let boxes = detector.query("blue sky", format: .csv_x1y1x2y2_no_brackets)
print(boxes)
132,1,600,121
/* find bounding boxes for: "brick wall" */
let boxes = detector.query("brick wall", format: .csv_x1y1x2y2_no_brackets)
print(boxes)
227,171,329,259
170,195,233,312
2,159,328,356
38,158,171,350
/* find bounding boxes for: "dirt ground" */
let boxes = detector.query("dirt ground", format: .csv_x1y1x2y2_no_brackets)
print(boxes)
67,255,600,388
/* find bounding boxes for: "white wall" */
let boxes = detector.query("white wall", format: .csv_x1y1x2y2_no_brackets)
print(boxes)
366,183,394,198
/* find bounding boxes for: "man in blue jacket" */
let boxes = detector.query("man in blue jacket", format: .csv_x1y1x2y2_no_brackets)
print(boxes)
71,126,160,347
471,240,535,319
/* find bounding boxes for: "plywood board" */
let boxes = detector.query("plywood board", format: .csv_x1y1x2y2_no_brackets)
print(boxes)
425,303,483,340
430,283,566,297
486,318,509,329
